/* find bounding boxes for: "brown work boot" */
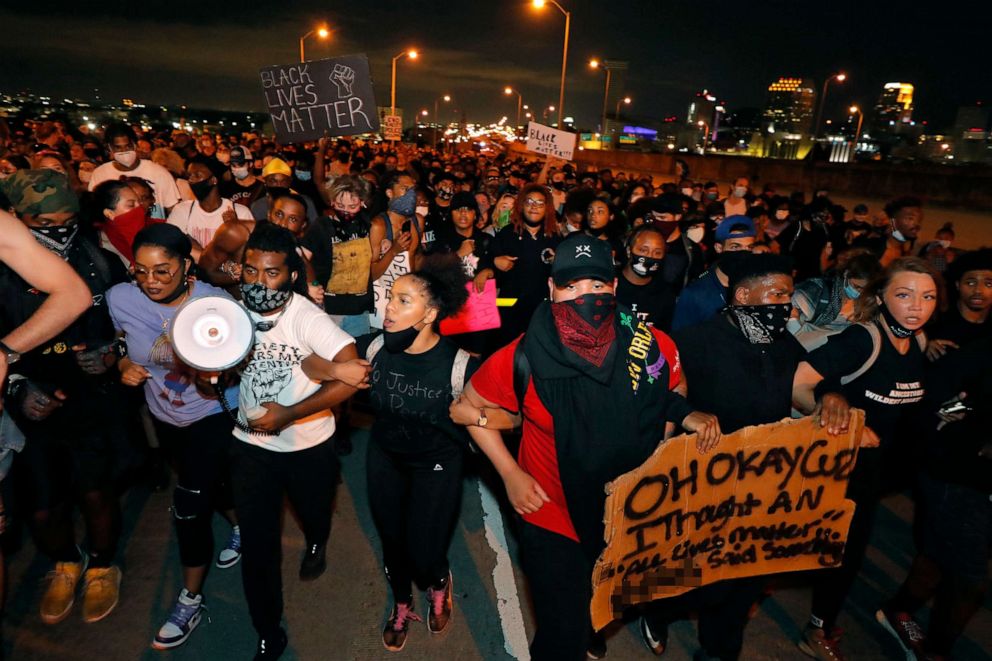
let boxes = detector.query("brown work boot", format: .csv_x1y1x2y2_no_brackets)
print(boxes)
799,624,847,661
82,566,122,623
40,560,85,624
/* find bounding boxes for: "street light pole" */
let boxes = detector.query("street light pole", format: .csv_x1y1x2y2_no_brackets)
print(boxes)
615,96,631,119
434,94,450,148
849,105,864,156
504,88,523,132
299,26,330,63
600,67,612,135
532,0,570,128
814,72,846,139
390,49,418,116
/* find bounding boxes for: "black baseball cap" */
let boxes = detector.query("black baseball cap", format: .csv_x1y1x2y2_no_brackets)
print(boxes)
229,146,252,165
450,191,479,214
551,233,615,286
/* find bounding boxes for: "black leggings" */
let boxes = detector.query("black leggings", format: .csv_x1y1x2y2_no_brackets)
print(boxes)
366,440,464,603
153,412,234,568
230,439,339,637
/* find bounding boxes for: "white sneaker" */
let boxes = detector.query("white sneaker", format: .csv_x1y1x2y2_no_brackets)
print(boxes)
216,526,241,569
152,589,204,650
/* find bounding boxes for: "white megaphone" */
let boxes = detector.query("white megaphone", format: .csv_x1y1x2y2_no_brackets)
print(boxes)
169,295,255,372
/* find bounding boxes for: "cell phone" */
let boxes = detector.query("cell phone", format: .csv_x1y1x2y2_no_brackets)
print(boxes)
401,219,411,234
938,401,972,416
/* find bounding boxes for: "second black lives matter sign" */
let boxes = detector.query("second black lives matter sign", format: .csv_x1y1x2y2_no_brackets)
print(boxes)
259,54,380,143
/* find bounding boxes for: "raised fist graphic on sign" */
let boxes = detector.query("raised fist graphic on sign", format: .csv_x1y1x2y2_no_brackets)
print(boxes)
329,64,356,97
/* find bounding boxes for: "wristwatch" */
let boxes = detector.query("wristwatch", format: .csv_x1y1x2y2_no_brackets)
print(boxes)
477,407,488,428
0,341,21,365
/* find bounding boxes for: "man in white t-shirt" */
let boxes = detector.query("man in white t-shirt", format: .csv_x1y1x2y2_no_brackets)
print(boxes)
88,123,181,220
228,223,363,659
167,162,253,253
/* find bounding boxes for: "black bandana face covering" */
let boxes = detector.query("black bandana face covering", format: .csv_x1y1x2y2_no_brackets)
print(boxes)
727,303,792,344
879,302,915,338
30,224,79,257
241,282,292,313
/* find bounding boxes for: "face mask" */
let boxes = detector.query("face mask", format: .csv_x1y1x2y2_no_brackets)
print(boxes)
387,188,417,217
334,208,358,223
937,240,951,249
686,226,705,244
727,303,791,344
232,165,250,180
892,229,907,242
843,282,861,300
189,179,215,201
437,188,453,201
557,293,616,329
588,225,608,238
495,209,512,230
706,191,718,201
630,255,662,277
295,170,312,181
552,181,566,191
266,185,290,198
217,152,231,165
252,168,263,177
680,188,693,197
551,294,618,366
240,282,292,313
733,186,747,198
114,150,138,168
383,322,425,353
78,169,93,183
84,147,102,160
523,217,544,228
654,220,678,240
338,153,350,163
415,204,429,218
879,302,915,338
775,209,789,220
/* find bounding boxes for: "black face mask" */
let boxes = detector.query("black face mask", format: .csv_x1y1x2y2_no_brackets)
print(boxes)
523,218,544,228
190,179,215,201
727,303,792,344
437,189,454,201
552,181,566,191
879,302,915,338
588,226,609,238
629,256,662,277
337,153,349,163
266,185,290,199
383,324,422,353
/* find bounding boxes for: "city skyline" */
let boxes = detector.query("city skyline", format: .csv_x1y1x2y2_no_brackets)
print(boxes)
0,1,987,132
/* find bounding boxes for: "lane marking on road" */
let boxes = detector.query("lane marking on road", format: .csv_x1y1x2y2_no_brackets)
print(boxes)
478,479,530,660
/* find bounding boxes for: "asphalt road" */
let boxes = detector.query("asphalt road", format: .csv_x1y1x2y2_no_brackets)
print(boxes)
3,422,990,660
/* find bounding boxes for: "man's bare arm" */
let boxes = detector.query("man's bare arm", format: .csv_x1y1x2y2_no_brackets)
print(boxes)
199,222,250,286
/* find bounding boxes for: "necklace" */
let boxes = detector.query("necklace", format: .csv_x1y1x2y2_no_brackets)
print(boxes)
148,289,190,367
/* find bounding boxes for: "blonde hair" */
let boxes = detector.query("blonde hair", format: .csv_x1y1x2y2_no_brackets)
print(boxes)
851,257,939,323
151,147,186,177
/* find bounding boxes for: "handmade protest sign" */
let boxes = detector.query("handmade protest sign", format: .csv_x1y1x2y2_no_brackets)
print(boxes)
383,115,403,141
526,121,577,160
259,54,379,143
440,280,501,335
590,411,864,631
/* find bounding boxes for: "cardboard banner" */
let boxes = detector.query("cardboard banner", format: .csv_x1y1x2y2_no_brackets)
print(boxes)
526,121,577,160
590,411,865,631
259,54,380,143
383,115,403,141
440,280,501,335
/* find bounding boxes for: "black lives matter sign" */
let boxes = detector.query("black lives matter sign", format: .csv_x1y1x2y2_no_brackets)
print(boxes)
259,54,380,143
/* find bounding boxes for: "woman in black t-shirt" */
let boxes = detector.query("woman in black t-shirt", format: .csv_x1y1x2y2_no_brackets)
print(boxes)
792,257,939,659
359,255,478,652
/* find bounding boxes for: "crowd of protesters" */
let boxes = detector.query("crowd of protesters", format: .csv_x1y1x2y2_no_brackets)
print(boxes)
0,115,989,661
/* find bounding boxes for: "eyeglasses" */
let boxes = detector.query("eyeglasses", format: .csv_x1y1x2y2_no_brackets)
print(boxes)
524,198,547,208
134,266,181,283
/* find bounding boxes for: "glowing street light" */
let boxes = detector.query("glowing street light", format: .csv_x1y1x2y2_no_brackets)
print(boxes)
849,105,864,143
698,119,709,154
390,49,419,116
814,72,847,138
299,25,331,62
504,87,523,131
531,0,570,127
616,95,631,119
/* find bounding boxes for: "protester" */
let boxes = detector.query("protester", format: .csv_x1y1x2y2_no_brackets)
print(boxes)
107,224,242,649
88,123,181,219
457,233,720,660
874,249,992,660
878,196,923,267
249,158,319,225
368,171,421,329
917,221,959,274
616,225,677,330
793,257,939,660
219,146,265,209
167,161,254,255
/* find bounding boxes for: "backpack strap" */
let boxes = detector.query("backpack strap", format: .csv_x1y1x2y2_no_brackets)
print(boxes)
366,334,385,363
512,338,531,414
378,213,394,243
840,323,882,386
450,349,471,399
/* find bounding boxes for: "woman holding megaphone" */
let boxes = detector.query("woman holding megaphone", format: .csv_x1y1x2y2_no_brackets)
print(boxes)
107,223,242,651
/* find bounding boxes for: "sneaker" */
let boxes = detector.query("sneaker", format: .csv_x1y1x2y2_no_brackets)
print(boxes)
216,526,242,569
639,616,668,655
40,559,86,624
427,572,453,634
254,628,287,660
586,629,607,659
799,624,847,661
876,608,926,660
299,542,327,582
383,602,421,652
151,589,204,650
82,566,122,623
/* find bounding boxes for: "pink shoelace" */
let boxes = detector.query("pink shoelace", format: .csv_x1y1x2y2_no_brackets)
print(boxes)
429,586,447,616
393,603,421,631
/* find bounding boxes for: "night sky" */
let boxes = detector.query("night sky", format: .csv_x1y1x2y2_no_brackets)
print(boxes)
2,1,987,131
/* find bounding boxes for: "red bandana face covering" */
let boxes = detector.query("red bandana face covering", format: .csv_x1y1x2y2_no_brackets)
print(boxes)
551,294,617,367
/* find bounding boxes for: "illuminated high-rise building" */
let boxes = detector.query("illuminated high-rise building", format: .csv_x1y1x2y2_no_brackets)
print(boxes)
687,90,716,126
872,82,914,134
761,77,816,136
